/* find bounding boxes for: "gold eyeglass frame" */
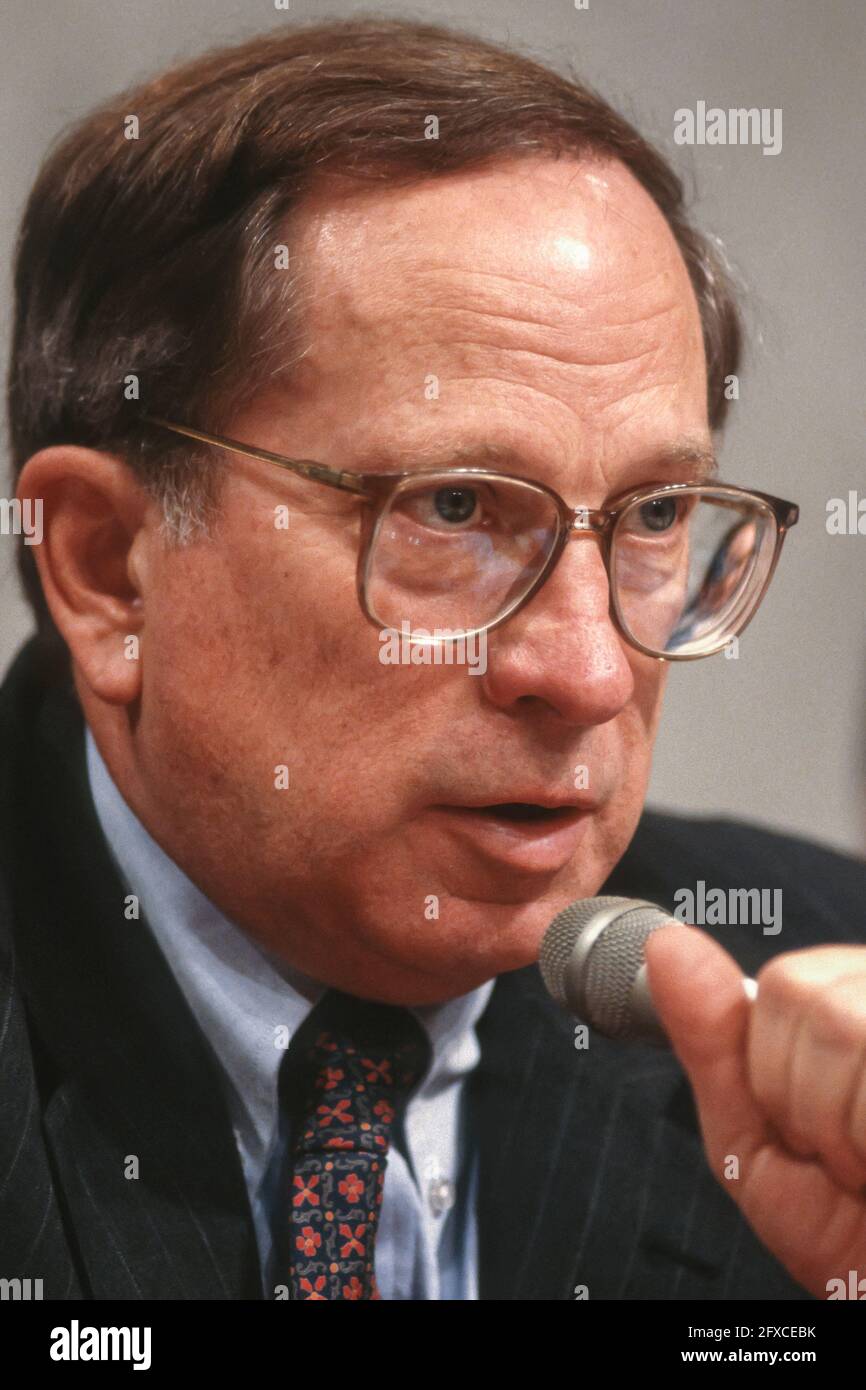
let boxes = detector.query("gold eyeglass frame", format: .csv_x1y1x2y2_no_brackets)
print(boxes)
140,413,799,661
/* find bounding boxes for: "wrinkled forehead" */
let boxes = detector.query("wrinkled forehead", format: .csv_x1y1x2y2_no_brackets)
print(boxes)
285,154,702,356
264,156,709,481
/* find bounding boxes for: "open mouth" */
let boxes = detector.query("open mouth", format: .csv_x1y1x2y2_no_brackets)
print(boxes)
451,802,577,824
429,799,595,867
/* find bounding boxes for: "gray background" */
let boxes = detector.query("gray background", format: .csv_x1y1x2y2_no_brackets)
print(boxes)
1,0,863,855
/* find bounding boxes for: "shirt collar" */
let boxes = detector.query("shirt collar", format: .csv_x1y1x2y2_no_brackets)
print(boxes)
84,728,494,1190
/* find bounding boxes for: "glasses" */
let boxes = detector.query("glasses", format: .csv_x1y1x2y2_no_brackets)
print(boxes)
140,414,799,661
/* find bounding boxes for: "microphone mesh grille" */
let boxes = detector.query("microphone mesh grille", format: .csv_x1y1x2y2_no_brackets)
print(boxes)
584,904,667,1038
539,896,633,1007
539,896,669,1038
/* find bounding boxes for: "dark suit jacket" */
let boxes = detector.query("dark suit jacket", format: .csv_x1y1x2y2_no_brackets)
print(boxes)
2,635,865,1300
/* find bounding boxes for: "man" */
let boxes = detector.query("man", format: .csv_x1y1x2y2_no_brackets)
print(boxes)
1,18,864,1301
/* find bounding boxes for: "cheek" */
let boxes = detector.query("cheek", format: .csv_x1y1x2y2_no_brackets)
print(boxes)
630,650,668,734
591,654,666,823
142,534,430,830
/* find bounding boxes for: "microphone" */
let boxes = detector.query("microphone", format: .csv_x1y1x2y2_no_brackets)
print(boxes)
538,895,757,1047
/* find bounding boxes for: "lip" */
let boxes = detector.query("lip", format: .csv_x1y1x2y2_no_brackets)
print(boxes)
425,801,598,873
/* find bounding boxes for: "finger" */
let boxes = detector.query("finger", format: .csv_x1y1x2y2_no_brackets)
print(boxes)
644,923,769,1176
726,1136,866,1298
787,972,866,1191
849,1061,866,1170
749,950,866,1177
645,926,866,1295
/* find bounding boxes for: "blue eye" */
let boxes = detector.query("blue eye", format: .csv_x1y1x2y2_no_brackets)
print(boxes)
635,497,682,533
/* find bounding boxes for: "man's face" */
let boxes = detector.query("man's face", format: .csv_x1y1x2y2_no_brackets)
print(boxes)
126,156,711,1004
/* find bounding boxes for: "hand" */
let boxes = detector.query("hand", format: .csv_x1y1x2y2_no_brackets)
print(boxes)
644,924,866,1298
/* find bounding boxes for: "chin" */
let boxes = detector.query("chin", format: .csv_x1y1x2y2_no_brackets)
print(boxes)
435,896,572,987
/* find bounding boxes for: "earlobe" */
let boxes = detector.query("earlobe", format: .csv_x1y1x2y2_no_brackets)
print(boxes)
15,445,151,706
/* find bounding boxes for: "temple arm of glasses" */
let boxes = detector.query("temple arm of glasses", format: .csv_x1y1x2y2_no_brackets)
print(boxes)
139,414,371,497
695,488,799,527
749,488,800,529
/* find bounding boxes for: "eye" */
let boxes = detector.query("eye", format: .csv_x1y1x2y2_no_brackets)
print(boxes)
396,482,496,533
635,495,681,533
432,486,480,526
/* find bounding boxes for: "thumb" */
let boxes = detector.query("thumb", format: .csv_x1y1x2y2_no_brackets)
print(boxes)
643,923,769,1175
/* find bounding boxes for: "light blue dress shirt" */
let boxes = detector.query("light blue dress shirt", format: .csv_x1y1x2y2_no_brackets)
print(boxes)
85,728,493,1300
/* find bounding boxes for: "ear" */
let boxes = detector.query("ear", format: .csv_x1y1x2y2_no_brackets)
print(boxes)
16,447,156,705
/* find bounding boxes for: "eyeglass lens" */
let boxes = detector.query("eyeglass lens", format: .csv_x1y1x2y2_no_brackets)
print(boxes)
365,474,777,655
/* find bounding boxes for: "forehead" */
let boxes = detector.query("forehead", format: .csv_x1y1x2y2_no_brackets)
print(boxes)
288,155,701,348
272,155,709,484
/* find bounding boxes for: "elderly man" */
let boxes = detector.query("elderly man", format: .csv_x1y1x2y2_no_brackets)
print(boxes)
1,18,864,1303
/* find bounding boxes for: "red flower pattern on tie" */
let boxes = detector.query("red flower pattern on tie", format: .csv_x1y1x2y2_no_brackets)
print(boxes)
284,991,431,1300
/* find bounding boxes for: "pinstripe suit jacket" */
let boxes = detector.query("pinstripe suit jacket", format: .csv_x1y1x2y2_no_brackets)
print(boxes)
2,636,865,1300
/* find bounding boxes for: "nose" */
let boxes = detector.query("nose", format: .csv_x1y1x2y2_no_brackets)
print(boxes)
478,534,637,725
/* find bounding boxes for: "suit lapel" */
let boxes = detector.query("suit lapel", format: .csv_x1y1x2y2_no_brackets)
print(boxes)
469,964,750,1300
4,659,261,1299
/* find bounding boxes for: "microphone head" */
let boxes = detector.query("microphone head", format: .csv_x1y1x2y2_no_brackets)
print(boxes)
539,895,672,1043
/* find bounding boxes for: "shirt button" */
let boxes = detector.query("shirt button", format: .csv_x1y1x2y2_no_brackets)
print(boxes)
427,1176,456,1217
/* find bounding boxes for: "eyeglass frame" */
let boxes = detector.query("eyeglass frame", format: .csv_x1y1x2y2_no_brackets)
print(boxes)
139,412,800,662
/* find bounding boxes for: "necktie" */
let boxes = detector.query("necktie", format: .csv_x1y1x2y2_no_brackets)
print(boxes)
281,989,432,1301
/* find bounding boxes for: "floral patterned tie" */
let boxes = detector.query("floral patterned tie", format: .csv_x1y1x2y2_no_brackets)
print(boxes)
282,989,432,1300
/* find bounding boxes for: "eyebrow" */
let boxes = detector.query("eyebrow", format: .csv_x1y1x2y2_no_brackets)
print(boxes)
643,441,719,483
350,438,719,485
